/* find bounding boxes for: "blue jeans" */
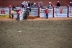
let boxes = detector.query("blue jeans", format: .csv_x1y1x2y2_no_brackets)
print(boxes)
16,15,19,20
46,14,48,18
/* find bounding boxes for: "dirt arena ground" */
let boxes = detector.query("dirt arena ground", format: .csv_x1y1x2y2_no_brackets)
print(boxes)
0,18,72,48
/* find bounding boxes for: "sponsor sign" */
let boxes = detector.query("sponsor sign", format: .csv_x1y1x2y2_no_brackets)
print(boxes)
0,7,9,18
54,6,68,17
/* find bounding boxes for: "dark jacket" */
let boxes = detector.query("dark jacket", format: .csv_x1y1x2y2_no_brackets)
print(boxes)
28,3,30,7
56,3,60,6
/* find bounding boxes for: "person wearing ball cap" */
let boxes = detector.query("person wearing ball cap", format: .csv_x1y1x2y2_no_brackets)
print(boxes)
45,8,49,19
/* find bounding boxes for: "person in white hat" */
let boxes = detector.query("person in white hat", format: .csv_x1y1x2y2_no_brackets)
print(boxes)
21,1,25,8
40,2,43,8
47,2,52,9
33,3,37,8
56,1,60,7
49,2,51,4
70,2,72,6
25,1,28,7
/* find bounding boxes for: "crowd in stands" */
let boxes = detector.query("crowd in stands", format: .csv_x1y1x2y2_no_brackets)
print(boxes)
21,1,72,9
10,1,72,11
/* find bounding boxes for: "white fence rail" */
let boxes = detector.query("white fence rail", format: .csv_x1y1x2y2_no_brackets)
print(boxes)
69,7,72,17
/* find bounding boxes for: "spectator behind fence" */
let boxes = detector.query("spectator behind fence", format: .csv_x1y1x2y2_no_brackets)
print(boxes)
40,2,44,8
25,1,28,8
12,6,16,11
32,3,37,8
37,2,40,8
56,1,60,7
28,1,31,7
21,1,25,8
47,2,52,9
70,2,72,6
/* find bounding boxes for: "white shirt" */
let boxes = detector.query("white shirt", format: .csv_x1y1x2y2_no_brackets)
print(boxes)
22,2,25,5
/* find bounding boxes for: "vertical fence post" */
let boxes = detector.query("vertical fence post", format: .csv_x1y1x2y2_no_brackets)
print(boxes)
38,7,40,18
67,5,69,17
9,5,12,18
38,3,40,18
52,4,54,18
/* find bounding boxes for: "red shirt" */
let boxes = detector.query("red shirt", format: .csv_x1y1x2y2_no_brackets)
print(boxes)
16,10,20,16
45,9,48,14
18,10,22,15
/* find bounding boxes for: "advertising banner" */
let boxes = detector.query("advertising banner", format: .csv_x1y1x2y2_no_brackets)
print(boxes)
54,6,68,17
0,7,9,18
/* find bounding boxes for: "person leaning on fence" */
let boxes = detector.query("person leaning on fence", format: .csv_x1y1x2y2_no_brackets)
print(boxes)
56,1,61,7
33,3,37,8
40,2,44,8
21,1,25,8
47,2,52,9
45,8,49,19
11,9,14,19
25,1,28,8
28,1,31,7
70,2,72,7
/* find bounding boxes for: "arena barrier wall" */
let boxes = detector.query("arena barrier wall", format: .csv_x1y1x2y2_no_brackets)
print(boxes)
69,6,72,17
29,8,38,16
54,6,68,17
0,7,9,18
9,6,72,19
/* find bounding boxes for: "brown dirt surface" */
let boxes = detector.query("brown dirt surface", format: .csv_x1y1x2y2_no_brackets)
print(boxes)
0,18,72,48
27,16,37,19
